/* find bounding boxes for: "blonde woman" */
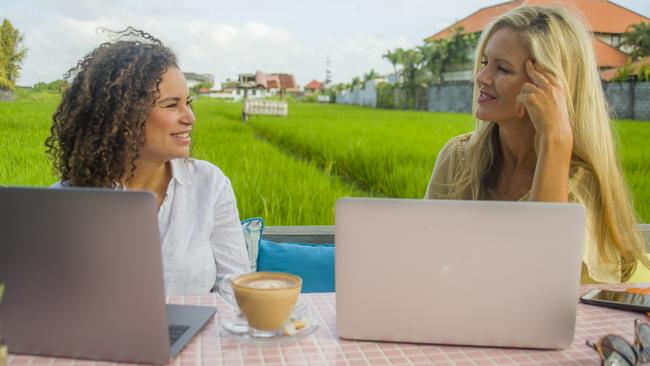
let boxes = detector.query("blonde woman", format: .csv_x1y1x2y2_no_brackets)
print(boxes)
425,5,648,283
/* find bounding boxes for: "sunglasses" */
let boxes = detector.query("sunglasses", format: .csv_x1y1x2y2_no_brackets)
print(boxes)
586,319,650,365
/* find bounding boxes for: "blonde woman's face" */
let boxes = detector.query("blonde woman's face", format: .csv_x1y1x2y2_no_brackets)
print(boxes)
140,67,195,163
475,28,531,124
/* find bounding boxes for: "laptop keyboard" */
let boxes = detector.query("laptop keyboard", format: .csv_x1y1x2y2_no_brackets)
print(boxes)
169,324,190,346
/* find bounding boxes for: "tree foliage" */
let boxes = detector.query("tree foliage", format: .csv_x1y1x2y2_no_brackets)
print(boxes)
333,82,349,93
612,59,650,82
381,27,478,88
0,18,28,91
346,26,479,107
363,68,380,83
419,27,478,83
382,48,404,78
190,81,213,94
612,59,635,81
350,76,361,90
33,79,68,93
620,22,650,61
399,49,426,107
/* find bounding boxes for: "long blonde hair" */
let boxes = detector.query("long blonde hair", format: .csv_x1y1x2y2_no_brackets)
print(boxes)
447,5,647,281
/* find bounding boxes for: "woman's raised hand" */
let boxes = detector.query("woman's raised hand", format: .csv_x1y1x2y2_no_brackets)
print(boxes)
521,59,573,202
516,59,572,144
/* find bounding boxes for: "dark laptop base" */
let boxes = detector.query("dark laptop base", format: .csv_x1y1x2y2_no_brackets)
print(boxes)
0,187,217,364
168,304,216,359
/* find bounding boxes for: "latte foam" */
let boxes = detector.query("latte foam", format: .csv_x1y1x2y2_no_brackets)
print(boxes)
242,279,294,289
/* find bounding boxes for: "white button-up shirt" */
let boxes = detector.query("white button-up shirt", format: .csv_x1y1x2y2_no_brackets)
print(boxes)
53,158,251,295
157,158,250,294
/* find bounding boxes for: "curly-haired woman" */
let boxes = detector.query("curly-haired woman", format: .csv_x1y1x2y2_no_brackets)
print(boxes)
425,6,649,283
46,29,250,295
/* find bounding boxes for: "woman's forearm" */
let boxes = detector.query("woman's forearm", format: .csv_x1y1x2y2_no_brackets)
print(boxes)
530,132,573,202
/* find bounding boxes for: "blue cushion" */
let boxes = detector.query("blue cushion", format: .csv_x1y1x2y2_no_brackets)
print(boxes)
257,239,335,293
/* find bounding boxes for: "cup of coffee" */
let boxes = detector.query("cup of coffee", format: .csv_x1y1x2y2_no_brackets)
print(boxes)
218,272,302,336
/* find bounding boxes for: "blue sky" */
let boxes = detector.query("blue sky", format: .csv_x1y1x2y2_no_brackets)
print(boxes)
2,0,648,87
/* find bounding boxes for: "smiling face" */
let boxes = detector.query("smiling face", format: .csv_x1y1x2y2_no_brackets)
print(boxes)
475,28,531,124
139,67,195,164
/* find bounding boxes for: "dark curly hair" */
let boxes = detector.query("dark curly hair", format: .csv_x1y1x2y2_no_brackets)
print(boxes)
45,27,178,187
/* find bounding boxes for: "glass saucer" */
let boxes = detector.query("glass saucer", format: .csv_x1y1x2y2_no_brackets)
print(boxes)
219,303,319,344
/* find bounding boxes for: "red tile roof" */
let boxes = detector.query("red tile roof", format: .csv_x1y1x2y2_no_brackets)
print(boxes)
252,71,298,90
266,75,281,89
426,0,650,41
304,80,324,91
266,79,279,89
593,36,628,69
277,74,298,90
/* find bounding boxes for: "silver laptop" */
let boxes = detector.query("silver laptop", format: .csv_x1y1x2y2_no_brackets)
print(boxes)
335,198,586,349
0,187,216,364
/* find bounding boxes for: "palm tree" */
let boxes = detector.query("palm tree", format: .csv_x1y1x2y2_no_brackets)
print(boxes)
383,48,406,84
638,63,650,82
612,59,635,81
382,50,400,76
418,42,445,84
350,76,362,90
363,69,380,83
446,27,477,64
620,22,650,60
419,27,478,85
399,48,425,108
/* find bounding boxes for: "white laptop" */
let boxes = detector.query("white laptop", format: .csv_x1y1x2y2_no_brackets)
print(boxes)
0,187,216,364
335,198,586,349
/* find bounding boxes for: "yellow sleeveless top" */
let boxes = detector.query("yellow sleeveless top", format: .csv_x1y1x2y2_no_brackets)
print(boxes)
425,133,620,284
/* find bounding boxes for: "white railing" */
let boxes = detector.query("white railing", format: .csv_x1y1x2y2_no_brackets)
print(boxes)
243,99,288,117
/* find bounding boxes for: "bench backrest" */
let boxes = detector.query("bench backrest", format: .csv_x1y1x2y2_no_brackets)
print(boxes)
265,224,650,251
244,99,288,116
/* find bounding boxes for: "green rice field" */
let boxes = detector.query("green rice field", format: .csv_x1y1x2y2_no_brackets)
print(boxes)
1,97,649,225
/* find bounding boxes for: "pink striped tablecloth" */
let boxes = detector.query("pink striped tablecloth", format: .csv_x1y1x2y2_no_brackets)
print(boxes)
7,284,643,365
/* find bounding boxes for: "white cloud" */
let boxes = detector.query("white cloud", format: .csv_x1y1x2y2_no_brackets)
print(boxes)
7,0,649,86
19,18,108,83
15,13,411,87
325,33,413,81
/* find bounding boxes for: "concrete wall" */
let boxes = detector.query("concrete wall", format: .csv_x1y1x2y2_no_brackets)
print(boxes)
603,82,650,121
634,83,650,121
604,82,634,119
337,81,650,121
427,82,473,113
335,80,378,107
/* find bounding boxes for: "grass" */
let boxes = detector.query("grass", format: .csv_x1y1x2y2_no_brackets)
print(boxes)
0,97,364,225
190,101,365,225
249,102,650,222
615,120,650,222
1,95,649,224
0,99,58,186
250,103,474,198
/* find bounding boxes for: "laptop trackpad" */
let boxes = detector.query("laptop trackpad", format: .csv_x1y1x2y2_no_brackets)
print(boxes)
166,304,216,358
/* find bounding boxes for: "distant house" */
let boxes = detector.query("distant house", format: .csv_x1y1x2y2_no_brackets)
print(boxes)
207,71,299,101
209,86,239,100
236,71,299,99
304,80,324,95
424,0,650,81
183,73,214,88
